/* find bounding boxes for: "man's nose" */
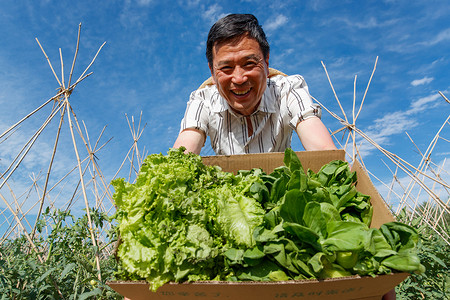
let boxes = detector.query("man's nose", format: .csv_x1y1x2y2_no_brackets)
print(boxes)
231,66,247,85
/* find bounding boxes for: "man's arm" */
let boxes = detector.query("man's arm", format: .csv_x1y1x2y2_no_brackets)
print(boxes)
296,116,337,151
173,128,206,154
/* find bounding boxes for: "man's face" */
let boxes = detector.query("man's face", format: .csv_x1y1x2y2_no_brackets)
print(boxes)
209,34,269,116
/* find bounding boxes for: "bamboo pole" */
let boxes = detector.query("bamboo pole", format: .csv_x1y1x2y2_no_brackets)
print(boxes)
65,100,102,281
75,41,106,84
0,91,64,141
0,178,37,242
70,108,115,206
439,91,450,104
35,37,62,87
321,61,348,124
31,104,67,240
352,75,357,163
433,159,449,227
396,114,450,214
0,101,65,191
68,23,82,88
355,56,378,120
0,71,92,193
60,48,65,89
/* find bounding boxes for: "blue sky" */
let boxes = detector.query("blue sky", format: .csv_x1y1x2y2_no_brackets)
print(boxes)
1,0,449,218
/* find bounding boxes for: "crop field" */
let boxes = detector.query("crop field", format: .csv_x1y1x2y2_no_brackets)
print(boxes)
0,27,448,299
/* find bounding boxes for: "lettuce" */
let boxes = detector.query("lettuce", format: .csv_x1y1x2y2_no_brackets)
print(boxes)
112,148,265,290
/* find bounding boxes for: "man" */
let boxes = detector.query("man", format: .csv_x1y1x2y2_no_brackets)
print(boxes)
172,14,396,299
174,13,336,154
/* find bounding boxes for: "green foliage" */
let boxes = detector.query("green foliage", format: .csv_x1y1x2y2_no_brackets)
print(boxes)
0,208,121,299
112,147,267,291
395,209,449,299
226,149,424,281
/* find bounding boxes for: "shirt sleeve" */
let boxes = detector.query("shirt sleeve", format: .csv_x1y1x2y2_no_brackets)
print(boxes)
283,75,322,130
179,89,210,134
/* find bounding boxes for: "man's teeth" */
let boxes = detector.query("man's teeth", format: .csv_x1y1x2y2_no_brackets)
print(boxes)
233,89,251,95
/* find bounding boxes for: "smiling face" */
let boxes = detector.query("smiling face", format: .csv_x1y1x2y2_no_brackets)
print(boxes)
209,34,269,116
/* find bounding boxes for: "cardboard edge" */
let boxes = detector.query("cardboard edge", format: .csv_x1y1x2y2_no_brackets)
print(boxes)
107,273,409,300
202,150,346,174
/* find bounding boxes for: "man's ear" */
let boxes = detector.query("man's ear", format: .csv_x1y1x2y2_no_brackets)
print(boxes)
208,63,216,85
264,53,270,74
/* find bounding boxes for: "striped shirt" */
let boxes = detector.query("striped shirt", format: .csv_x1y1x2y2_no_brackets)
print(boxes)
179,75,321,155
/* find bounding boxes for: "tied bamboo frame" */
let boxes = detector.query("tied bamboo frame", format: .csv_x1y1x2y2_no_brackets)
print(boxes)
317,57,449,244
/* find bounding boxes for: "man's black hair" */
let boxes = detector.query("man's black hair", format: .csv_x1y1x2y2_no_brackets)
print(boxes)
206,14,270,66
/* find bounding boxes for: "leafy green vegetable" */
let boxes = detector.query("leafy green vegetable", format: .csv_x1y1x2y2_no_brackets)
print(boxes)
220,149,424,281
112,148,266,290
112,147,425,290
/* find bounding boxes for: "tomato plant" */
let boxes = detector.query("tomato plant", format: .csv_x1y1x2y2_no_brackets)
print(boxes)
0,208,121,299
395,209,449,299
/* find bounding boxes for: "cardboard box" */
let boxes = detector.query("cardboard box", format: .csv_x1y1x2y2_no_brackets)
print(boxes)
107,150,409,299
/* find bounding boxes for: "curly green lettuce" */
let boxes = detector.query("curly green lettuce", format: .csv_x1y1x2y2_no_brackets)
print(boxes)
112,148,265,290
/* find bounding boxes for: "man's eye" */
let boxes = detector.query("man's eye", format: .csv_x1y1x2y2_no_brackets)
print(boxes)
244,61,257,67
219,66,233,72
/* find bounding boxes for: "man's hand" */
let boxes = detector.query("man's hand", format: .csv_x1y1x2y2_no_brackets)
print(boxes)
382,289,396,300
173,128,206,154
296,117,337,151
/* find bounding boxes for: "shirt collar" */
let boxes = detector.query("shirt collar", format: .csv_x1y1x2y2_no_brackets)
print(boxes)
210,79,277,115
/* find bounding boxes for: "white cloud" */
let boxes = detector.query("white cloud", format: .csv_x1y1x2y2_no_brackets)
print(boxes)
411,76,434,86
264,15,288,32
270,48,294,68
427,28,450,46
202,4,225,24
364,112,417,146
387,28,450,54
407,93,441,114
357,91,445,156
325,16,398,30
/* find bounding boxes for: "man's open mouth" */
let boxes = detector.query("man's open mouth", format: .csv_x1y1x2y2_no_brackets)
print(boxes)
231,88,251,96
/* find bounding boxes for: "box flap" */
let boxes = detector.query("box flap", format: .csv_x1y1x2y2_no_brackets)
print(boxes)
202,150,345,174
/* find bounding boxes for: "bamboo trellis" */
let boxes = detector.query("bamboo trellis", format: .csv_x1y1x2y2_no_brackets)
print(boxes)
0,24,147,281
318,57,449,244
